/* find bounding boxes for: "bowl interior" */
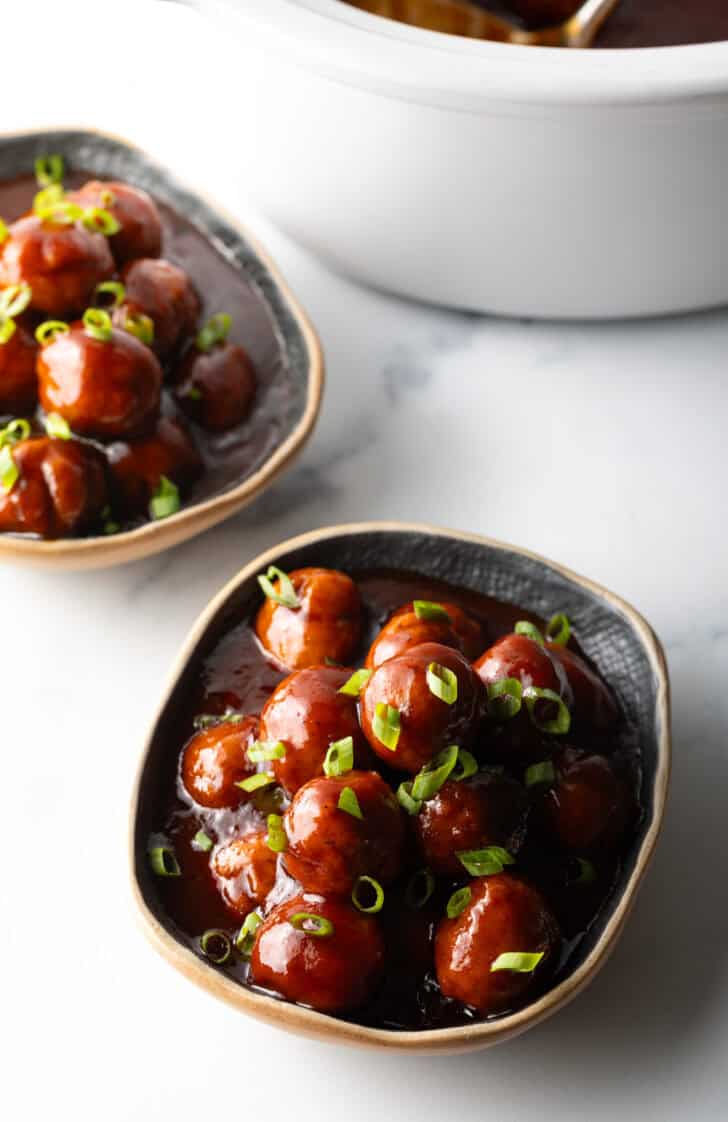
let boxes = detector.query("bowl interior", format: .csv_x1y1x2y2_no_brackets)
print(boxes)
132,524,669,1047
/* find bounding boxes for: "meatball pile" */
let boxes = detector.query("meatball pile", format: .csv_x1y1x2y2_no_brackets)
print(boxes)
0,155,257,539
151,566,635,1025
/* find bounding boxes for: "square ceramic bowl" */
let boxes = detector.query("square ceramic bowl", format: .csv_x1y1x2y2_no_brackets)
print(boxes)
0,128,323,569
130,522,671,1052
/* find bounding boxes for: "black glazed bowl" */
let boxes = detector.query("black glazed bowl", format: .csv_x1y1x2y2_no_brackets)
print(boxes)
0,128,323,569
130,522,671,1051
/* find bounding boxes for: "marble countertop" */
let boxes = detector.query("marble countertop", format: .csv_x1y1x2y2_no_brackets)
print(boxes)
4,3,727,1120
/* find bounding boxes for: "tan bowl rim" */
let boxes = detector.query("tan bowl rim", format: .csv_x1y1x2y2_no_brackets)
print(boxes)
130,520,671,1051
0,126,324,568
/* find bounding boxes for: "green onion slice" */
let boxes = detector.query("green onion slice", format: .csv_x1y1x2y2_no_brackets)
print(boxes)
570,858,596,886
200,929,232,965
82,207,121,236
37,201,83,226
0,218,8,244
426,661,458,705
451,748,478,782
457,846,515,877
405,868,435,909
33,183,65,215
372,702,400,751
0,418,31,448
525,759,556,788
0,446,18,493
236,772,275,793
338,668,371,696
193,710,244,731
396,780,422,816
338,785,364,820
247,739,286,763
196,312,232,352
93,280,125,309
257,565,300,609
323,735,354,777
352,875,384,914
413,600,450,622
0,283,32,320
235,911,262,957
523,687,571,735
34,154,64,188
514,620,545,646
487,677,523,721
546,612,570,646
266,813,288,853
35,320,69,346
0,319,15,344
192,829,214,853
149,845,181,877
446,886,471,919
44,413,72,441
411,744,459,802
490,951,545,974
82,307,113,343
149,475,180,521
290,912,335,938
123,312,155,345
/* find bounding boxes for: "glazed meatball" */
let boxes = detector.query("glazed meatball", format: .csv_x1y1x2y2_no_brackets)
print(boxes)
415,771,529,876
259,665,368,795
0,435,107,538
0,320,37,413
474,631,571,699
175,337,257,432
548,643,618,729
255,567,362,671
0,213,113,316
211,830,278,917
37,320,162,438
435,873,560,1014
68,180,162,264
360,642,484,773
117,258,200,360
180,715,258,809
535,746,631,852
366,600,483,670
283,770,405,895
106,404,202,517
249,895,385,1013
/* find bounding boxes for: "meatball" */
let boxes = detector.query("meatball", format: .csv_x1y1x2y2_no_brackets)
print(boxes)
259,665,368,795
366,600,483,670
0,320,37,413
415,771,529,876
435,873,560,1014
175,338,257,432
0,213,113,316
180,715,258,809
474,631,571,699
535,746,631,852
37,320,162,438
117,258,200,360
283,770,405,895
68,180,162,264
548,644,618,729
249,894,385,1013
211,830,277,917
106,404,202,517
0,435,107,538
360,642,484,773
255,567,362,671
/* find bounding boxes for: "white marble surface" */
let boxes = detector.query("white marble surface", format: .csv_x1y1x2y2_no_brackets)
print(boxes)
3,3,728,1119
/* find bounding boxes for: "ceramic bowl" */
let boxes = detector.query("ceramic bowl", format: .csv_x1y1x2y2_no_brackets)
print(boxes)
130,521,671,1052
0,128,323,570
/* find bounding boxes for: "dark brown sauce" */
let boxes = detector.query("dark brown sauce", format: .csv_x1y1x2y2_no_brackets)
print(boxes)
0,171,295,532
149,570,643,1032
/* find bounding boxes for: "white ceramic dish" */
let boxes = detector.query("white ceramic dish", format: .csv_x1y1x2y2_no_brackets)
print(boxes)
163,0,728,319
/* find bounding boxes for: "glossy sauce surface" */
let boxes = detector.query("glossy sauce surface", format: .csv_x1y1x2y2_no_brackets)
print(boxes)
149,570,643,1031
0,172,294,532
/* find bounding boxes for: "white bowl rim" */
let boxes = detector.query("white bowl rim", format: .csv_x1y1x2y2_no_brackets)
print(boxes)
207,0,728,108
